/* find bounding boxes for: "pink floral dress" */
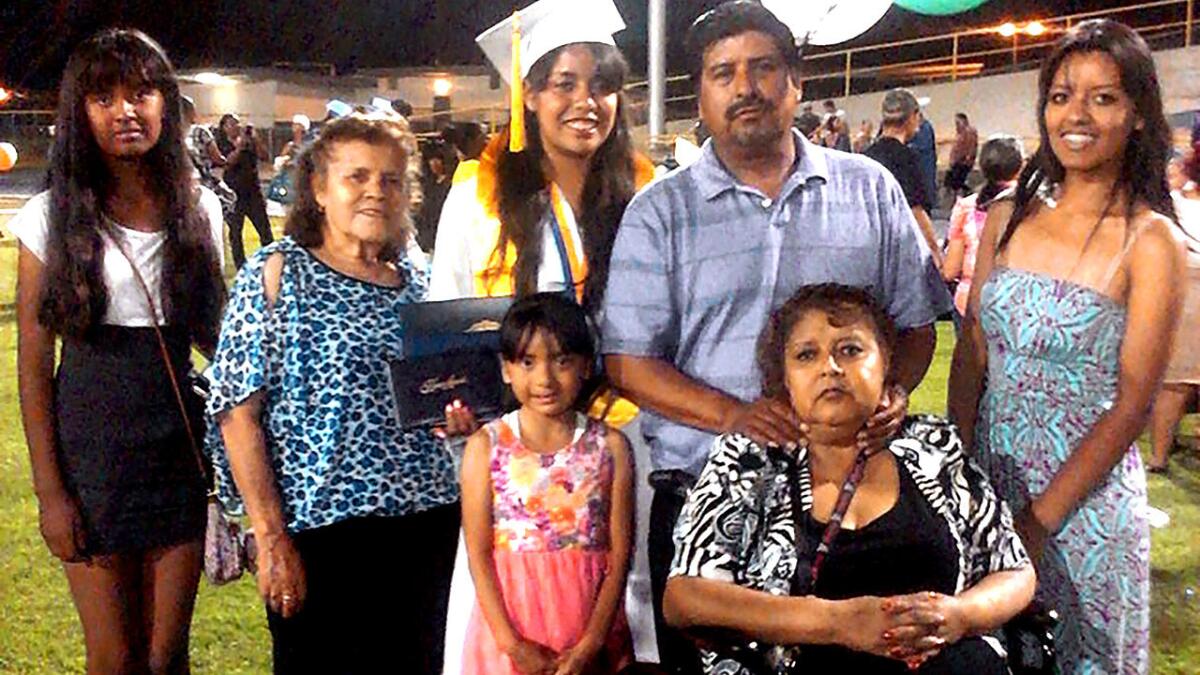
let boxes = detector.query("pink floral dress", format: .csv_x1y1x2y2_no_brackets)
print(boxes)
462,411,632,674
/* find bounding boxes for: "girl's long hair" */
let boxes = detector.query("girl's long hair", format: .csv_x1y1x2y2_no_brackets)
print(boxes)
997,19,1176,251
489,42,638,313
40,28,224,346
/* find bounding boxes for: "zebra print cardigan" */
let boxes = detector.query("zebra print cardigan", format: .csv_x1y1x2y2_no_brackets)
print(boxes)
669,415,1030,675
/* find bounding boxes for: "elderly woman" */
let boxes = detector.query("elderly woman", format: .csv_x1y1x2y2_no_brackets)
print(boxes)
664,284,1035,674
206,114,459,674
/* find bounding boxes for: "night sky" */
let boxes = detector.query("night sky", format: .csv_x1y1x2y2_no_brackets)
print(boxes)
0,1,1177,93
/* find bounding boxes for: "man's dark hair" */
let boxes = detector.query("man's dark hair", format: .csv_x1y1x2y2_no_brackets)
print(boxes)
956,112,969,124
685,0,801,86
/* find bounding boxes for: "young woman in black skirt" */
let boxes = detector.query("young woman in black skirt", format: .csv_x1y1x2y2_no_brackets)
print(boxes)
10,29,225,673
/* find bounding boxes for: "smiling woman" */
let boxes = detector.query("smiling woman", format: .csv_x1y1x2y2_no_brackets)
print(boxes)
948,19,1187,674
205,114,462,673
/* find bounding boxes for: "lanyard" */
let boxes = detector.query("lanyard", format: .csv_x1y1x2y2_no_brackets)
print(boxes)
792,448,873,593
548,184,587,303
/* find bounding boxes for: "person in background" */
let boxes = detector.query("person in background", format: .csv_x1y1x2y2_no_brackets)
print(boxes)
794,102,822,138
852,119,875,153
864,89,943,269
944,112,978,198
275,113,312,169
817,113,851,153
943,135,1024,317
417,141,452,253
907,103,938,214
460,293,634,674
446,121,489,185
822,98,840,121
602,3,950,671
9,28,225,674
949,20,1185,672
182,94,236,229
207,114,460,674
1148,142,1200,473
214,112,274,268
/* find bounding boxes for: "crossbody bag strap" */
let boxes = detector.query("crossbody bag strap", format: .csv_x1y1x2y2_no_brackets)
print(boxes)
107,229,209,485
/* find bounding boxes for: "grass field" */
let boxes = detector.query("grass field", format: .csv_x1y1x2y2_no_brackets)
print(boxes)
0,230,1196,672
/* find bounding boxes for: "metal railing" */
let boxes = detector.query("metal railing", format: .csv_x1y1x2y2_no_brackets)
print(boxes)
623,0,1196,136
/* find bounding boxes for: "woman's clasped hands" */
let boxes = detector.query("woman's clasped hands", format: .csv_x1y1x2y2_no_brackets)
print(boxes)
838,592,971,670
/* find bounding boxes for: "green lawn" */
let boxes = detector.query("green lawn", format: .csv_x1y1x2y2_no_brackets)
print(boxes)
0,294,1196,670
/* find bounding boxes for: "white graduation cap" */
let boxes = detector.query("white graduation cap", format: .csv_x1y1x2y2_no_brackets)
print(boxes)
475,0,626,86
475,0,626,152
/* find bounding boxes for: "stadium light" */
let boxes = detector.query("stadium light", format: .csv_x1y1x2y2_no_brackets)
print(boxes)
193,72,235,86
432,78,453,97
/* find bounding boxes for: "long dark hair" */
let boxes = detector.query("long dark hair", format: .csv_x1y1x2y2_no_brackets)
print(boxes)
489,42,637,313
213,113,237,150
285,114,419,262
997,19,1176,251
976,135,1024,207
40,28,224,346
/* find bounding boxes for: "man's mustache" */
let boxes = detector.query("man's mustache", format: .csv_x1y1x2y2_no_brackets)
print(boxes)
725,95,773,121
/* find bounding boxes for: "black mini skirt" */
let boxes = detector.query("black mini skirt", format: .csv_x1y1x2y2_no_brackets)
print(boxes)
54,326,206,556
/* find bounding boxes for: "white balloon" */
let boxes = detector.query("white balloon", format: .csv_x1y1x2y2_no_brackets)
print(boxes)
761,0,894,46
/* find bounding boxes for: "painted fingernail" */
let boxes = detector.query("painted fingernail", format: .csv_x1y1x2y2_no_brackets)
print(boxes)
453,399,462,408
881,600,894,611
786,442,798,451
445,404,453,413
883,630,894,640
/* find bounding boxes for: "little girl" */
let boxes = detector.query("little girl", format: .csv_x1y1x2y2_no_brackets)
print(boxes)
460,292,634,674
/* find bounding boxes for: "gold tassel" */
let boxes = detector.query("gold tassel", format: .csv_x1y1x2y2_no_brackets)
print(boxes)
509,10,526,153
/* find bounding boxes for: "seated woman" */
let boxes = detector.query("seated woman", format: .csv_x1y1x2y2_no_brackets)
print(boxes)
664,284,1035,674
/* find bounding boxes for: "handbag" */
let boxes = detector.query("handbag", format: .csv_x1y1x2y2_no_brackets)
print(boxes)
109,229,249,585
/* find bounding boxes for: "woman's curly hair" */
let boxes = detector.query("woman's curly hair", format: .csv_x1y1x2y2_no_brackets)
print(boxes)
756,284,897,400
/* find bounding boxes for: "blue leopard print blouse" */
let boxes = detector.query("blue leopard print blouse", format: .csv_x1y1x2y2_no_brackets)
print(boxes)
205,237,459,533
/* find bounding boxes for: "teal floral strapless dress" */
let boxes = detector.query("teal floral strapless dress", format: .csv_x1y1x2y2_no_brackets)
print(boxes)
977,267,1149,675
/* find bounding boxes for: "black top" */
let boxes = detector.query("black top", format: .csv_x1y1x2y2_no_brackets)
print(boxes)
864,136,927,209
798,463,1005,674
217,134,259,194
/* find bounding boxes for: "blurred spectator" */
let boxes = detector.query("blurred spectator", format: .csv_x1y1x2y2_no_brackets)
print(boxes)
852,119,875,153
865,88,943,268
943,135,1024,316
1149,143,1200,472
276,114,312,168
816,114,851,152
944,112,978,198
215,113,274,268
416,142,452,253
907,103,938,213
794,102,821,138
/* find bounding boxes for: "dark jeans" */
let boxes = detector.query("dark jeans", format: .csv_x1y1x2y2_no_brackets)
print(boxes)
943,162,972,196
649,487,702,675
266,505,460,675
228,186,274,268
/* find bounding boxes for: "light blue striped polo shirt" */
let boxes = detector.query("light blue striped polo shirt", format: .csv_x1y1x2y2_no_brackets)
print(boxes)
601,131,951,477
